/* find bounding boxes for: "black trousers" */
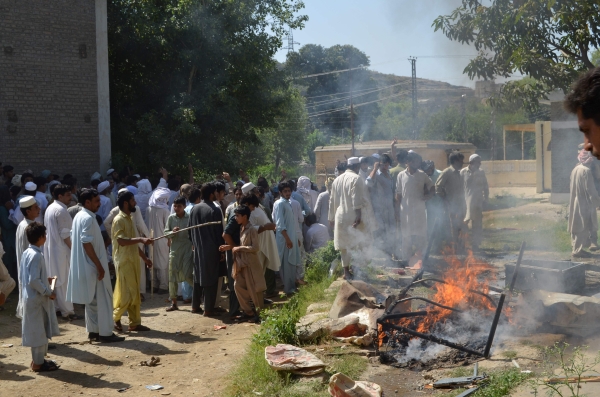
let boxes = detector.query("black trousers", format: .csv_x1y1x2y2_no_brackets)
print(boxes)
192,283,218,312
264,268,277,296
226,251,240,315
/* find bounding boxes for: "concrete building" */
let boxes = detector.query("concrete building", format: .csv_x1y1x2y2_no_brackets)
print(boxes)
0,0,111,183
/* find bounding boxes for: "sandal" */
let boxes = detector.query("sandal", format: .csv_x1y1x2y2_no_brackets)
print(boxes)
114,320,123,332
233,312,255,322
67,314,81,321
165,305,179,312
129,324,151,332
33,359,60,372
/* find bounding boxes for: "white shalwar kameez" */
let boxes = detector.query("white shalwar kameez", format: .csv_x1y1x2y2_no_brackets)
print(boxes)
249,207,281,272
15,218,34,319
147,188,171,290
328,169,370,269
568,163,600,254
396,169,434,261
67,208,114,337
43,201,74,318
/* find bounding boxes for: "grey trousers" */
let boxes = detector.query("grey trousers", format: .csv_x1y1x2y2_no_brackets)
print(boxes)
31,344,47,365
572,229,598,254
85,282,114,337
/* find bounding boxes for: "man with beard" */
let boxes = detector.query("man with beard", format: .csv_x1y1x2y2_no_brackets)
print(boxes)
67,189,124,342
188,183,225,317
112,191,153,332
460,155,489,252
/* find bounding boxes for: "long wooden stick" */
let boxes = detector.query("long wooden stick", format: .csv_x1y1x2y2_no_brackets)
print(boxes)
150,221,222,241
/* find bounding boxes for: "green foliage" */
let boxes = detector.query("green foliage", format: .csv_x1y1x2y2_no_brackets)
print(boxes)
530,343,600,397
433,0,600,112
420,99,529,160
108,0,307,176
227,242,360,397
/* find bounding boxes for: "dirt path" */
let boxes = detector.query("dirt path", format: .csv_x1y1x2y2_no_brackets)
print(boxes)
0,291,260,397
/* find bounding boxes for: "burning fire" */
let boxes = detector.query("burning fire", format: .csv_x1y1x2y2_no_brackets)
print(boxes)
411,248,497,333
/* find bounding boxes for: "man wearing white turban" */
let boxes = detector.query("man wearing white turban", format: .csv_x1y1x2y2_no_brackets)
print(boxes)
134,179,153,225
460,154,489,251
96,181,112,231
44,184,78,320
147,187,171,293
15,196,41,319
296,176,319,212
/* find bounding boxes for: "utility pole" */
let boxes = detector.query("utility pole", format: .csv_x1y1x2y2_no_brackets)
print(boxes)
409,57,417,139
284,28,300,53
350,69,355,156
461,94,467,142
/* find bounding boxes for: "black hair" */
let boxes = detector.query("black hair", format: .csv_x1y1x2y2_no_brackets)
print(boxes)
117,191,134,210
0,186,10,206
233,187,243,194
288,179,296,191
234,205,251,219
26,222,46,245
565,67,600,125
380,154,392,164
52,184,71,200
257,177,269,190
90,179,101,187
118,170,128,180
240,193,259,207
336,162,347,173
448,152,464,165
63,174,74,180
360,157,370,164
173,195,187,206
421,160,435,172
63,177,77,187
126,175,138,186
2,165,13,174
79,188,99,206
167,176,181,192
200,182,217,202
278,181,292,193
52,174,60,181
305,213,317,226
406,152,423,165
214,181,226,193
189,188,201,204
33,176,46,188
21,173,34,185
396,149,409,165
257,186,266,198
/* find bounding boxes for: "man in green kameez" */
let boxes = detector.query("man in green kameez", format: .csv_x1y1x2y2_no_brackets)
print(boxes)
165,196,194,312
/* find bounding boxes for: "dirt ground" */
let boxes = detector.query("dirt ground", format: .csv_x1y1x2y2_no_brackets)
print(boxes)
0,289,263,397
3,200,600,397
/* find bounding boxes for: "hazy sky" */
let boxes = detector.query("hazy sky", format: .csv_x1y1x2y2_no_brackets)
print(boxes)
274,0,479,87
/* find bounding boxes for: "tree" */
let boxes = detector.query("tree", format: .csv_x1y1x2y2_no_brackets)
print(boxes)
286,44,380,139
108,0,307,175
433,0,600,112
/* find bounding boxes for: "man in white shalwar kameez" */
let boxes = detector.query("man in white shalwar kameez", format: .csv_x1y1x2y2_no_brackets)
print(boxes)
396,152,434,262
147,187,171,293
569,150,600,258
43,184,78,320
328,157,370,279
241,193,280,297
460,154,489,251
105,189,150,295
67,189,125,343
96,181,112,231
134,179,153,225
15,196,40,319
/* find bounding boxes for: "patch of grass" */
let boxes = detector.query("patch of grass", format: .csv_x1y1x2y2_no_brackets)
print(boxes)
226,242,367,397
448,369,531,397
501,350,518,360
447,366,475,378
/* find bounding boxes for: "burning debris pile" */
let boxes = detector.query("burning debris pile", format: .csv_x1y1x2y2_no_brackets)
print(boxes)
376,244,522,370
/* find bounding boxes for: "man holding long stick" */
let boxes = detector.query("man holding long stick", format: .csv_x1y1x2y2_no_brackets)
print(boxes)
112,191,153,332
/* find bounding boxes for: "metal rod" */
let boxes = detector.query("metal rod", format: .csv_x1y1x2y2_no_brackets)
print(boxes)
151,221,223,241
377,311,428,322
483,292,506,358
409,278,497,308
509,241,526,293
394,297,463,313
382,218,440,316
383,322,486,357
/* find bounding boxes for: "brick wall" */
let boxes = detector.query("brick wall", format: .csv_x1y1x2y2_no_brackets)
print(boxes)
0,0,100,184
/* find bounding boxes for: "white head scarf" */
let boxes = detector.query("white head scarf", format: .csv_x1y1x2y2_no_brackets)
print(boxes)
135,179,153,215
297,176,311,194
148,187,171,210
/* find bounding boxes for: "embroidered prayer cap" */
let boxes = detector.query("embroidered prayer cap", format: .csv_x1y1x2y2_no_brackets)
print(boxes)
242,182,256,194
347,157,360,165
118,188,129,195
371,153,380,159
11,175,22,187
40,170,51,178
19,196,36,208
90,172,101,182
106,168,115,176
